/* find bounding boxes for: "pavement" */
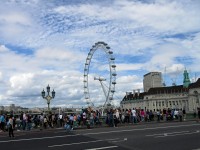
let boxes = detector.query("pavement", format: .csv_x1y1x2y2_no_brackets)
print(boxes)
1,120,200,150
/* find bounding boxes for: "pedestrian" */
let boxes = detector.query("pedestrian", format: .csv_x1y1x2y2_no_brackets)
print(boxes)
0,114,5,131
113,109,119,127
131,108,137,123
8,115,14,138
183,109,186,121
140,109,145,122
109,109,114,127
59,113,63,127
178,109,183,122
0,114,2,131
193,109,197,118
82,111,87,126
156,109,160,122
115,109,120,123
69,114,74,129
20,112,23,130
27,114,32,130
174,109,179,120
22,112,27,130
43,116,48,129
197,107,200,122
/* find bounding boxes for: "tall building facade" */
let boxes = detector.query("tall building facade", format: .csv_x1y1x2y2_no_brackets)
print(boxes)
143,72,163,92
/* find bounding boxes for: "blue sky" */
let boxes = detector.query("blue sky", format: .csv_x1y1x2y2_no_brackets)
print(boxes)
0,0,200,108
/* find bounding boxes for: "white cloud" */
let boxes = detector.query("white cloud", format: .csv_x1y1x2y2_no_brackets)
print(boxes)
35,47,85,62
0,72,2,81
0,12,31,25
0,45,9,52
53,0,200,33
117,75,139,83
117,63,144,71
10,73,34,89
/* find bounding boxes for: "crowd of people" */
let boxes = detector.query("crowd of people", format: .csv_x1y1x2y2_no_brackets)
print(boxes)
0,107,200,137
0,109,103,136
105,108,188,128
105,107,200,127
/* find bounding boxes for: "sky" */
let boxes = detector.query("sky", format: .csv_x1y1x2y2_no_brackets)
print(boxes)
0,0,200,108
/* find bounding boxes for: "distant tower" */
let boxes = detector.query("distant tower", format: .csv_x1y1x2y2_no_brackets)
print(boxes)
183,69,191,88
143,72,163,92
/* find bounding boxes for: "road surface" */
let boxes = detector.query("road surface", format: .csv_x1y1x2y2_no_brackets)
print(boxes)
0,121,200,150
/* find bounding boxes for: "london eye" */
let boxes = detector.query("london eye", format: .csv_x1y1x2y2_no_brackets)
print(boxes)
83,42,117,112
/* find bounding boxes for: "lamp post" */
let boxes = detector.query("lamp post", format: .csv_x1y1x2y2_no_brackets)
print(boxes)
41,84,55,112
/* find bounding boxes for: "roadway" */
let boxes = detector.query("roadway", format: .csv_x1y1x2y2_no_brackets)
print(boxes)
0,121,200,150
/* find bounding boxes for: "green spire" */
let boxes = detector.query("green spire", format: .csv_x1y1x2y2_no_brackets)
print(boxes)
183,69,191,88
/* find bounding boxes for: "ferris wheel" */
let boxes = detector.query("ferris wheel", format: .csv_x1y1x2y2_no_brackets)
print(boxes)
83,42,117,110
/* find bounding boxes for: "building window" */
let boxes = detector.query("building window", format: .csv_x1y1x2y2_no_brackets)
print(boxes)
169,101,172,106
162,101,164,106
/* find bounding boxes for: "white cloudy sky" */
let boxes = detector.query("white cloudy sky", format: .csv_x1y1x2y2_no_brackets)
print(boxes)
0,0,200,108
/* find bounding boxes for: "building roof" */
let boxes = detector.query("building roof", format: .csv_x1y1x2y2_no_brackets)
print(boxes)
188,78,200,88
122,78,200,101
147,85,189,95
143,71,161,77
122,92,147,101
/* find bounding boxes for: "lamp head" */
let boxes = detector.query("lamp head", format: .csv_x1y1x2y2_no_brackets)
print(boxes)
41,89,45,98
47,84,50,92
52,89,55,98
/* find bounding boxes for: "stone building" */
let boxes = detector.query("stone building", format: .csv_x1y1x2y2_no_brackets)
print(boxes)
120,69,200,113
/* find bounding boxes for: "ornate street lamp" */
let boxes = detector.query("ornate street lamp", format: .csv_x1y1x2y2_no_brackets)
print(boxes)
41,84,55,111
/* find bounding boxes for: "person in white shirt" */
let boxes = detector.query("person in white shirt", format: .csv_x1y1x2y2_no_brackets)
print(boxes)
82,112,86,125
59,114,63,127
132,108,137,123
116,109,120,120
174,109,179,120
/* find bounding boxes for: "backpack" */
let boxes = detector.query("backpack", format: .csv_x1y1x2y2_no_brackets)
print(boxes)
7,121,11,128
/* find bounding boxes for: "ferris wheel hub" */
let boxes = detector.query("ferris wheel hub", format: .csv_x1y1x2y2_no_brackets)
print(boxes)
94,76,106,81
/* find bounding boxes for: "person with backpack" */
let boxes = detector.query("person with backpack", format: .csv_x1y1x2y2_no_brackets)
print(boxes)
8,115,14,138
